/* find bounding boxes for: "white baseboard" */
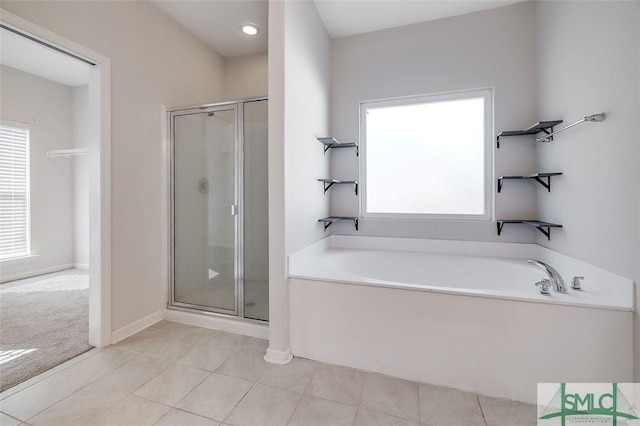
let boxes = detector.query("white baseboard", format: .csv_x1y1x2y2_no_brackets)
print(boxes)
162,309,269,339
264,347,293,365
0,263,75,283
111,310,163,344
73,263,89,270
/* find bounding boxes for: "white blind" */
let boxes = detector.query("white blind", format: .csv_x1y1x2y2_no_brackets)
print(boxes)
0,123,30,260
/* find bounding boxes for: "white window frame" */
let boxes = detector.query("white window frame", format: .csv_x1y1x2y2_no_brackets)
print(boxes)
359,88,493,221
0,120,31,261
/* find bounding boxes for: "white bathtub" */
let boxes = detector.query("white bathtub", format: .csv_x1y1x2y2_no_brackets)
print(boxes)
288,236,634,404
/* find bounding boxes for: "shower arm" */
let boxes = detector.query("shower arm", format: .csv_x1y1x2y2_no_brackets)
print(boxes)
536,113,606,142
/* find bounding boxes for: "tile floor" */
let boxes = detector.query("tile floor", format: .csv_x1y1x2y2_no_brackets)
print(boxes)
0,321,537,425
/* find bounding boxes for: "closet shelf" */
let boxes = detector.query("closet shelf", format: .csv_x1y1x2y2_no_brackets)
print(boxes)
317,137,359,156
497,220,562,240
46,148,88,158
496,120,563,148
497,172,563,193
318,179,358,195
318,216,359,232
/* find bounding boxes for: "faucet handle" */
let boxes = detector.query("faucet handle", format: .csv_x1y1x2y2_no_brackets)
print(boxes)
535,279,551,295
571,276,584,290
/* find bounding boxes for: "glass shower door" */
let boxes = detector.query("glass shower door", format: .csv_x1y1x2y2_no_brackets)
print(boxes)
172,106,238,314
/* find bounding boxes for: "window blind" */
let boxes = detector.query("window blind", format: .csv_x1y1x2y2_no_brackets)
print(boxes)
0,123,30,260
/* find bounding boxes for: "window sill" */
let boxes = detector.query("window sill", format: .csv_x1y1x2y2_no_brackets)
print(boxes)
0,254,40,265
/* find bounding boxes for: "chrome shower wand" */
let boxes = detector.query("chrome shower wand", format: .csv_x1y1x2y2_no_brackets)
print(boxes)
584,113,606,122
537,112,606,142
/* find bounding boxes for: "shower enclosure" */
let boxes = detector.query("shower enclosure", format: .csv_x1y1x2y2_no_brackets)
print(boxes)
169,98,268,321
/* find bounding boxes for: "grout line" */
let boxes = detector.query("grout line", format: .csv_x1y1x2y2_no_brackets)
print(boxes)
221,376,259,424
284,387,305,426
477,394,488,426
23,380,94,423
417,382,421,424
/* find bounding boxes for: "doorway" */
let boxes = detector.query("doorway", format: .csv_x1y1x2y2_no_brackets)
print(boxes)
0,10,111,392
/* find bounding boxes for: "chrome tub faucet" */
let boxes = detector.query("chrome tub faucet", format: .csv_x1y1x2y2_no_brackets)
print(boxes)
527,260,568,293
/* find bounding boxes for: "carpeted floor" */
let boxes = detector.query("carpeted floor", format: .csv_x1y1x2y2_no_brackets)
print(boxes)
0,269,92,392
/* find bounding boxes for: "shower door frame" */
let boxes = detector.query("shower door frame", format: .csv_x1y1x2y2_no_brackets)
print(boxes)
167,97,267,321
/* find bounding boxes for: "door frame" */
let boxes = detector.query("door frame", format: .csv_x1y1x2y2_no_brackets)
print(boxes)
168,103,241,317
0,10,112,347
166,97,267,322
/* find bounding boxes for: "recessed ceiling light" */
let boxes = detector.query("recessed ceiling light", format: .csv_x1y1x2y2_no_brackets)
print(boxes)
241,24,260,36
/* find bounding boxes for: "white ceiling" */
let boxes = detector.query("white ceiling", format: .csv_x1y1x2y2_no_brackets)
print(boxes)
0,28,91,87
313,0,528,38
152,0,268,58
151,0,527,57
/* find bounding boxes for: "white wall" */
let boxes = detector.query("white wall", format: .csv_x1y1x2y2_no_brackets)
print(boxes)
534,1,640,383
71,85,89,268
266,0,331,360
1,1,226,330
0,65,75,281
223,53,268,100
329,2,538,242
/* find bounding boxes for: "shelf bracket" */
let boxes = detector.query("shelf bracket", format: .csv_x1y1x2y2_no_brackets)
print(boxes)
322,181,336,193
497,220,562,240
535,224,552,240
532,175,551,192
497,173,562,193
319,217,359,232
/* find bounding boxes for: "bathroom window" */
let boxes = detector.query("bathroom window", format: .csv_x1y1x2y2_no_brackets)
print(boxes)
360,88,492,220
0,122,31,260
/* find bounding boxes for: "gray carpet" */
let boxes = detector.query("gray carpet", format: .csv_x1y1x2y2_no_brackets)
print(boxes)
0,269,92,392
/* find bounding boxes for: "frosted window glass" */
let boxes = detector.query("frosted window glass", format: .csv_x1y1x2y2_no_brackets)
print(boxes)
365,96,486,216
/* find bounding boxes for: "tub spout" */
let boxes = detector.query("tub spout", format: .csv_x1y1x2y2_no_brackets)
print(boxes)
527,260,567,293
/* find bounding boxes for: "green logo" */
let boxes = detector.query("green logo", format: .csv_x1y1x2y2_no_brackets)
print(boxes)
539,383,639,425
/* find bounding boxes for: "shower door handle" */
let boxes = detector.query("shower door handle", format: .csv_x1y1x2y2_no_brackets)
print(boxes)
231,204,238,216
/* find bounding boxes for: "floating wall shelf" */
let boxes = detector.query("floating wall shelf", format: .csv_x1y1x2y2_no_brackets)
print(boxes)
497,220,562,240
318,179,358,195
497,172,563,193
317,137,359,156
319,216,359,232
496,120,563,148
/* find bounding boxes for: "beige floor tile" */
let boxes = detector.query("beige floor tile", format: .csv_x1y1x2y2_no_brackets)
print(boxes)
242,337,268,352
224,383,301,426
0,366,90,421
133,364,209,406
58,348,133,384
259,357,318,393
0,412,21,426
155,409,220,426
197,330,249,349
353,407,420,426
215,349,268,382
95,354,171,393
115,329,204,362
27,383,126,426
176,373,252,421
306,364,365,406
479,395,537,426
288,395,356,426
177,341,238,372
361,373,419,422
419,383,485,425
93,395,169,426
